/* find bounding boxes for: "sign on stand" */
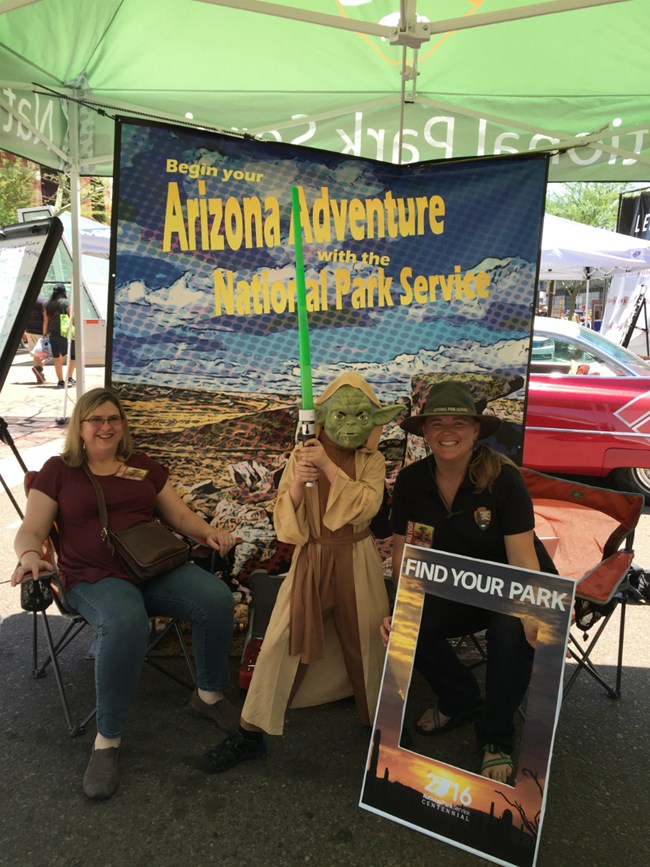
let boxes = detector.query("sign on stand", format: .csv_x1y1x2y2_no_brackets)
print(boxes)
360,545,575,867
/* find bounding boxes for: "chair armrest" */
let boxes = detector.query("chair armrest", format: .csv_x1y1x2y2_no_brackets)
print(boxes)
19,572,57,612
576,551,634,605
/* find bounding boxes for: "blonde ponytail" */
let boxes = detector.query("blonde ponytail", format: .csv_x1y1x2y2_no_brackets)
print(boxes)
468,444,519,494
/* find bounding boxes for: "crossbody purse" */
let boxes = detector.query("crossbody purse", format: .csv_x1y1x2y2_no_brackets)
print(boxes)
83,465,190,582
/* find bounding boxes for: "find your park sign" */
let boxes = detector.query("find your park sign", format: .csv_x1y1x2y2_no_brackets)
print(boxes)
360,546,575,867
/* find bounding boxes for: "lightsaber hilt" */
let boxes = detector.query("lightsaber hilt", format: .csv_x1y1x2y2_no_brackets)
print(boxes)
298,407,317,488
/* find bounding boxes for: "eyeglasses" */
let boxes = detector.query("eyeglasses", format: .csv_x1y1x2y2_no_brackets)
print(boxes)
81,415,124,428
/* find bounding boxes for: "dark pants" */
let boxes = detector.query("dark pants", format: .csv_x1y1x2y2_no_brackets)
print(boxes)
414,594,535,752
49,330,75,360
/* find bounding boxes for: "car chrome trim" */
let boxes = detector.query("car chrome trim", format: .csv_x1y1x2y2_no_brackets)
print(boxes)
525,426,650,439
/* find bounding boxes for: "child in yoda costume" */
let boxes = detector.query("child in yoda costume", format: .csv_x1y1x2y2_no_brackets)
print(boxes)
202,372,401,773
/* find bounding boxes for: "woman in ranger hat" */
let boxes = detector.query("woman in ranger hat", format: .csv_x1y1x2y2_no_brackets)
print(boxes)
382,379,556,784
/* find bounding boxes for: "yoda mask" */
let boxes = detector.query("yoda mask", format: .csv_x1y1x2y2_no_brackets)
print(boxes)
314,373,402,450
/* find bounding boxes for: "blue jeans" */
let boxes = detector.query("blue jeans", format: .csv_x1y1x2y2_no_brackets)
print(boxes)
67,563,235,738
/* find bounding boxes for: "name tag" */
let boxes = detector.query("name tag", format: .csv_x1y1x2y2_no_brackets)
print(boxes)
406,520,434,547
115,465,149,481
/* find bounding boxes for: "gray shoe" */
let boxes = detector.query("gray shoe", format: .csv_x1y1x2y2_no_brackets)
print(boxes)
83,746,119,800
187,689,241,733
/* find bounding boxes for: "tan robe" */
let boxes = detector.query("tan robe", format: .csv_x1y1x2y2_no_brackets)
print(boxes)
241,443,390,735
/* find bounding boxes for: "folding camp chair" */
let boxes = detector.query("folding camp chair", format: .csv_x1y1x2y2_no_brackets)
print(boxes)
238,568,286,690
21,470,202,736
522,468,644,700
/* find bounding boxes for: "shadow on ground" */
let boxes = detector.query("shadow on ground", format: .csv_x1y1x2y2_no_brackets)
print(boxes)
0,602,648,867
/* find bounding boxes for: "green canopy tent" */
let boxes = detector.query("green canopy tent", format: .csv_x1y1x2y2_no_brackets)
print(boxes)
1,0,649,384
1,0,648,180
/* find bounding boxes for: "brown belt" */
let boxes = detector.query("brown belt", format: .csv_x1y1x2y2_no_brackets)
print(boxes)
310,529,370,546
289,527,371,663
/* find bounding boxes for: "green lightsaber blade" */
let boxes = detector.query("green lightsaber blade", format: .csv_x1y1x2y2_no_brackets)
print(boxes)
291,185,314,411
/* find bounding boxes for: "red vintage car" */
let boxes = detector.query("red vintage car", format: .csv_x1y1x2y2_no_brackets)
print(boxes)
523,316,650,500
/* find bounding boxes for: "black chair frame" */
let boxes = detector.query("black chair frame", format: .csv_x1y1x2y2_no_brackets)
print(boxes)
26,571,196,737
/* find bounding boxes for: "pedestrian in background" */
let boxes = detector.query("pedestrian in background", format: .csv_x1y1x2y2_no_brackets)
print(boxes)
44,284,76,388
24,295,48,383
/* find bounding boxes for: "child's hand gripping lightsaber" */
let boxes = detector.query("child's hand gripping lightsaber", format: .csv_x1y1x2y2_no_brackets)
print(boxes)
291,185,316,487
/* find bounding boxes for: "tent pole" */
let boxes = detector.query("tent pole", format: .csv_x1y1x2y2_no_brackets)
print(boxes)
67,99,85,397
585,267,591,326
547,280,556,316
397,45,407,165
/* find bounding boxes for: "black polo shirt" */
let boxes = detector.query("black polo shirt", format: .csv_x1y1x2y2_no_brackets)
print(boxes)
391,457,534,566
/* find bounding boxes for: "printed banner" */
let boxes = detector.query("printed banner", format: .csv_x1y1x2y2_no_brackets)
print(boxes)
109,119,547,578
617,190,650,240
360,545,575,867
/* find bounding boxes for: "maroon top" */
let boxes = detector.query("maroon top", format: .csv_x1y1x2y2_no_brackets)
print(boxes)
32,453,168,590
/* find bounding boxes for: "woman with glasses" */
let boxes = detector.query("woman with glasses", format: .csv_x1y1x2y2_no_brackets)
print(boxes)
12,387,238,801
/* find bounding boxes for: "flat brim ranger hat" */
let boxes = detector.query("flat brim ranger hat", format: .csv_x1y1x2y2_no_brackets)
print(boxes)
400,379,502,439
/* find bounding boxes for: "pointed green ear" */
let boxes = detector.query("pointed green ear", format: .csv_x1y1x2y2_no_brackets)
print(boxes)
372,404,403,426
315,405,327,426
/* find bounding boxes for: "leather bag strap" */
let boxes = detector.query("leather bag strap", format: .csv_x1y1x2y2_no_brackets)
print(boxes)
82,464,112,545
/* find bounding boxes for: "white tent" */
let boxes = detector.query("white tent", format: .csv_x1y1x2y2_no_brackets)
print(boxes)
41,211,109,364
58,212,109,324
600,269,650,354
540,214,650,280
59,213,110,261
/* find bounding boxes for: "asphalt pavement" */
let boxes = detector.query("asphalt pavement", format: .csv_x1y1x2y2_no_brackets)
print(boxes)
0,349,648,867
